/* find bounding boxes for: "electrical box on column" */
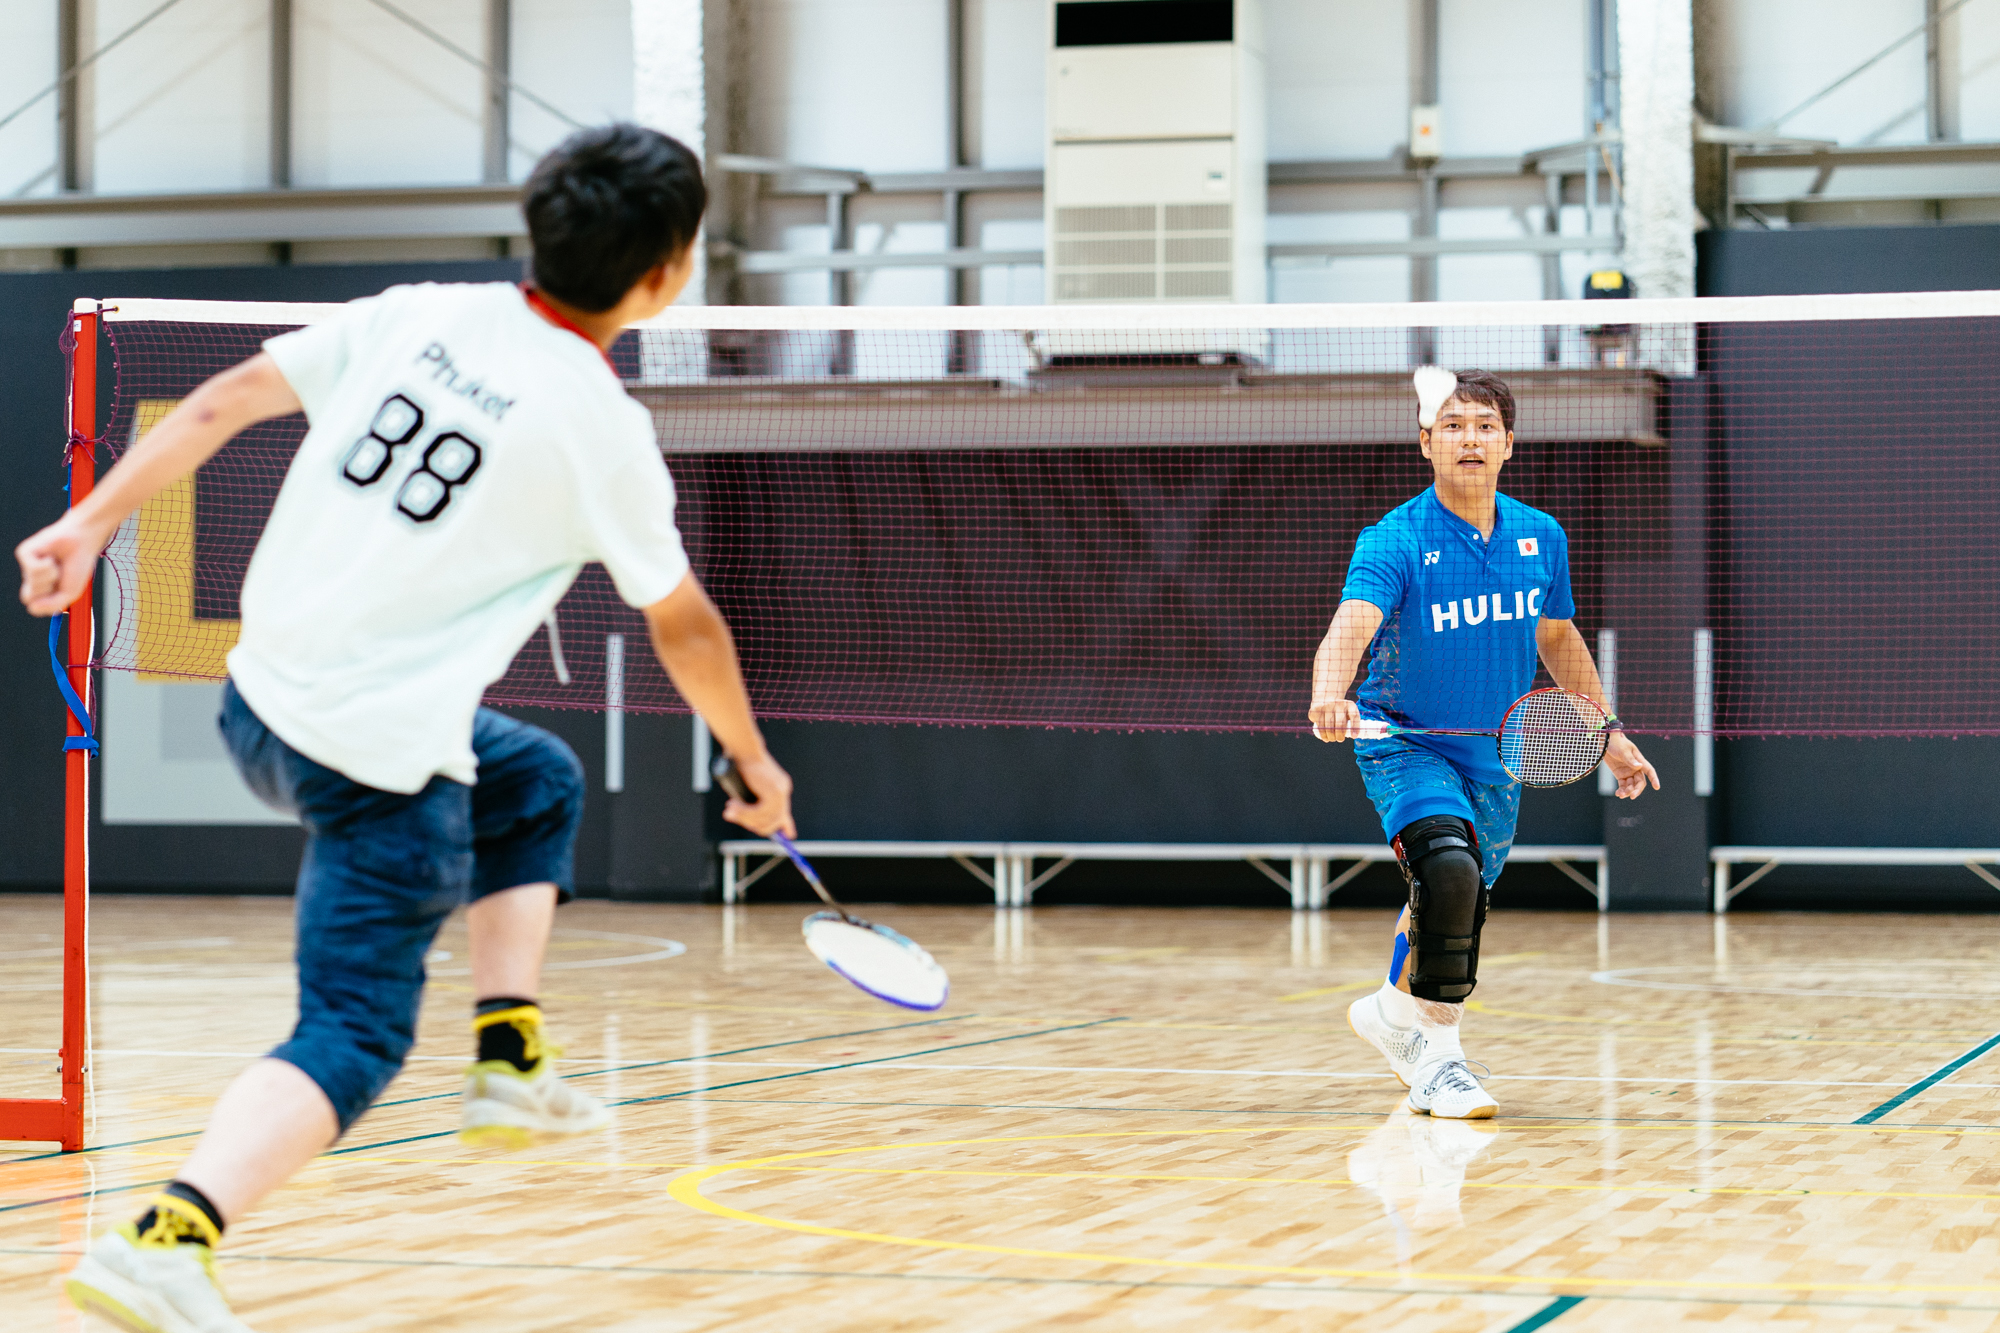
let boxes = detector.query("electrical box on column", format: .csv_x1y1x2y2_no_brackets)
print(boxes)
1045,0,1266,318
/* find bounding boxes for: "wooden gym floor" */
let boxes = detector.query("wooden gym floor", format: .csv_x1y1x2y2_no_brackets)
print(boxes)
5,895,2000,1331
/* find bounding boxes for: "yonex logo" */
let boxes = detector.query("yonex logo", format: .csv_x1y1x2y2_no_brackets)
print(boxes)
1423,550,1441,565
1431,589,1543,633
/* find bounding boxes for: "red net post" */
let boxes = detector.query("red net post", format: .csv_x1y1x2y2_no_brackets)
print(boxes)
1,304,96,1152
58,302,96,1152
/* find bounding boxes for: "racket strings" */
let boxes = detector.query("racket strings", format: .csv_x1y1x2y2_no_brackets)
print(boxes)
1499,690,1610,787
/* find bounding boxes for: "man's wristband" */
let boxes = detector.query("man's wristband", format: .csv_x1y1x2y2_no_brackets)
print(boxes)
1603,714,1624,733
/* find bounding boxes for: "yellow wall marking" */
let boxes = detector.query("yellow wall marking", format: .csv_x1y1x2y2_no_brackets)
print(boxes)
126,399,238,680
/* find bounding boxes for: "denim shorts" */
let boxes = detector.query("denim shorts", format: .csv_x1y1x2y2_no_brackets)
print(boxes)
219,680,585,1133
1353,735,1520,886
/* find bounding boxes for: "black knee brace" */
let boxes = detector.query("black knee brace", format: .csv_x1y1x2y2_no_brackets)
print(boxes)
1392,815,1488,1003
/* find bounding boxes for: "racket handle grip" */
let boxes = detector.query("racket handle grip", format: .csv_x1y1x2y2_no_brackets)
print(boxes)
1350,720,1393,740
712,755,751,802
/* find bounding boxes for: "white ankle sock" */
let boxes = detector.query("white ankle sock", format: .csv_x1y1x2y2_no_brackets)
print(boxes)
1416,1015,1464,1061
1377,980,1417,1028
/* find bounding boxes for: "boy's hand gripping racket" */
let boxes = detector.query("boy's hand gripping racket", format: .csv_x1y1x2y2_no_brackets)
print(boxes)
712,758,950,1011
1352,686,1613,788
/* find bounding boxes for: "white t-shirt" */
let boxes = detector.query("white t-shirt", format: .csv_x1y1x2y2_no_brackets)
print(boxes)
231,282,690,793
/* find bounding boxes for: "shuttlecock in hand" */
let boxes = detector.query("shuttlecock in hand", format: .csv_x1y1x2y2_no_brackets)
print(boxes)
1414,366,1457,430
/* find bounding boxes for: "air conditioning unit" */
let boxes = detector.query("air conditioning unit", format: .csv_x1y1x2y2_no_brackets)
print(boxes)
1045,0,1266,309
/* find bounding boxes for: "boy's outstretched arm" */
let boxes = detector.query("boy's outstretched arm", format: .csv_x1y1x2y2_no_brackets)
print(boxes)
642,575,796,839
16,352,300,617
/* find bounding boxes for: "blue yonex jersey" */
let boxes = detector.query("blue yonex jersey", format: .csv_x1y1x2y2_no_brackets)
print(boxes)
1340,487,1576,783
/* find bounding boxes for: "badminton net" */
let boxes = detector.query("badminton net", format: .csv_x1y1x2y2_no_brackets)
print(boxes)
78,289,2000,739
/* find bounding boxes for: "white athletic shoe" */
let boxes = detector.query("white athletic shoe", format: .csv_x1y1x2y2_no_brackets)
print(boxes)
67,1227,257,1333
1407,1057,1498,1120
1347,991,1429,1087
459,1058,612,1148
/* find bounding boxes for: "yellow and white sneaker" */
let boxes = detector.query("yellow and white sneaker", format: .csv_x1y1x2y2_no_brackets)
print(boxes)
67,1223,256,1333
459,1058,612,1149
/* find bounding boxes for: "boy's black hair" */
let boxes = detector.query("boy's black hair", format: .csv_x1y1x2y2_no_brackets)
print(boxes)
524,124,706,313
1429,368,1516,433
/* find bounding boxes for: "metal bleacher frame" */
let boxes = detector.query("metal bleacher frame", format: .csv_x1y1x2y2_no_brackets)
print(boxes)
718,840,1609,910
1711,846,2000,914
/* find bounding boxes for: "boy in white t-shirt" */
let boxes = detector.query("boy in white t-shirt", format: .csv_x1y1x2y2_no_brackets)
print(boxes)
17,125,791,1333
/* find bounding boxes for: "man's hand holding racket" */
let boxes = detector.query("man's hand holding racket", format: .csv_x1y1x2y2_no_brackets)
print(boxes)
1603,732,1659,800
1310,696,1366,743
1310,599,1387,742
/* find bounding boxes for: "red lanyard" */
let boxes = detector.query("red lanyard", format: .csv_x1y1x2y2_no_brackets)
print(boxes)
521,285,615,370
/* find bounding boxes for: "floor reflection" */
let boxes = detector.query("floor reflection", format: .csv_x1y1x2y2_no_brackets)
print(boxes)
1347,1110,1499,1243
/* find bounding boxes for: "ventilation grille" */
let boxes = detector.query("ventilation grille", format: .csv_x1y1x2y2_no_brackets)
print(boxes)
1051,203,1233,304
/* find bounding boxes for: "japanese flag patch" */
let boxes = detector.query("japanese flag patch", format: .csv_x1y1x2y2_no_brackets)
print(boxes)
1517,537,1539,556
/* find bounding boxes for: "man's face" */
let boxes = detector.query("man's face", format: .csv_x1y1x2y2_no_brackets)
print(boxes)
1420,395,1513,485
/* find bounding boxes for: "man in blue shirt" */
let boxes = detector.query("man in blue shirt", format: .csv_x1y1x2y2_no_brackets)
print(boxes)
1308,369,1658,1119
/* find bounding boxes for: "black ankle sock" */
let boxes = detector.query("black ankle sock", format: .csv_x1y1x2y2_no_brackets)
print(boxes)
475,996,542,1071
134,1181,225,1245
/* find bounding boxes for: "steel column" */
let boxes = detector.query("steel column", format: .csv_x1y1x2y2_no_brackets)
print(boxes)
272,0,293,189
485,0,512,184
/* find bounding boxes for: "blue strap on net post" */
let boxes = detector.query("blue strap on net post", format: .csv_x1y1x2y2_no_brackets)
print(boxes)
49,613,99,755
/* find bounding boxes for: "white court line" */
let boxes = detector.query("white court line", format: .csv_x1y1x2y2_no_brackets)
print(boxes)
10,1049,1995,1091
0,937,235,961
0,1047,476,1063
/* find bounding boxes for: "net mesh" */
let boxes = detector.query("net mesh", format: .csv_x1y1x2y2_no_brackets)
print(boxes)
1499,689,1612,788
82,295,2000,739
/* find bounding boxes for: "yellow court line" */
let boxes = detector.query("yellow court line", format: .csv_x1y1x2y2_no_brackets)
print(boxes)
751,1164,2000,1204
666,1128,2000,1296
1276,982,1375,1003
104,1123,2000,1202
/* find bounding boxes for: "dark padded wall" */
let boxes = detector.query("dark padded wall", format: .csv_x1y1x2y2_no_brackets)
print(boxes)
1698,224,2000,297
1699,224,2000,907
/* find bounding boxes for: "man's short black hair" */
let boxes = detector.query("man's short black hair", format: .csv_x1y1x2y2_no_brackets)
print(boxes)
1431,368,1516,433
524,123,706,313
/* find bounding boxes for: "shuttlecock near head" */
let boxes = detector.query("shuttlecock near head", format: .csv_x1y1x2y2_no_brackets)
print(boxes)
1414,366,1458,431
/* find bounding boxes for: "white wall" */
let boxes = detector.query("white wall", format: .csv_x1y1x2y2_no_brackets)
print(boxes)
0,0,635,205
1704,0,1927,144
294,0,484,187
516,0,637,176
744,0,951,172
93,0,273,194
0,3,62,201
1265,0,1409,160
23,0,1988,300
740,0,1602,306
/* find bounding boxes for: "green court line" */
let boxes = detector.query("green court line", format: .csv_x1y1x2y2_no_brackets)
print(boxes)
0,1178,168,1217
691,1095,2000,1136
3,1246,1997,1315
0,1018,1127,1209
608,1017,1128,1108
1501,1295,1585,1330
1855,1030,2000,1124
0,1014,972,1163
331,1021,1124,1155
4,1132,211,1168
368,1012,971,1109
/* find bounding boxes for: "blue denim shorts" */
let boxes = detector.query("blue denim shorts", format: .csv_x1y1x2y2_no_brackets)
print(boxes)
1353,736,1520,886
219,680,585,1133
